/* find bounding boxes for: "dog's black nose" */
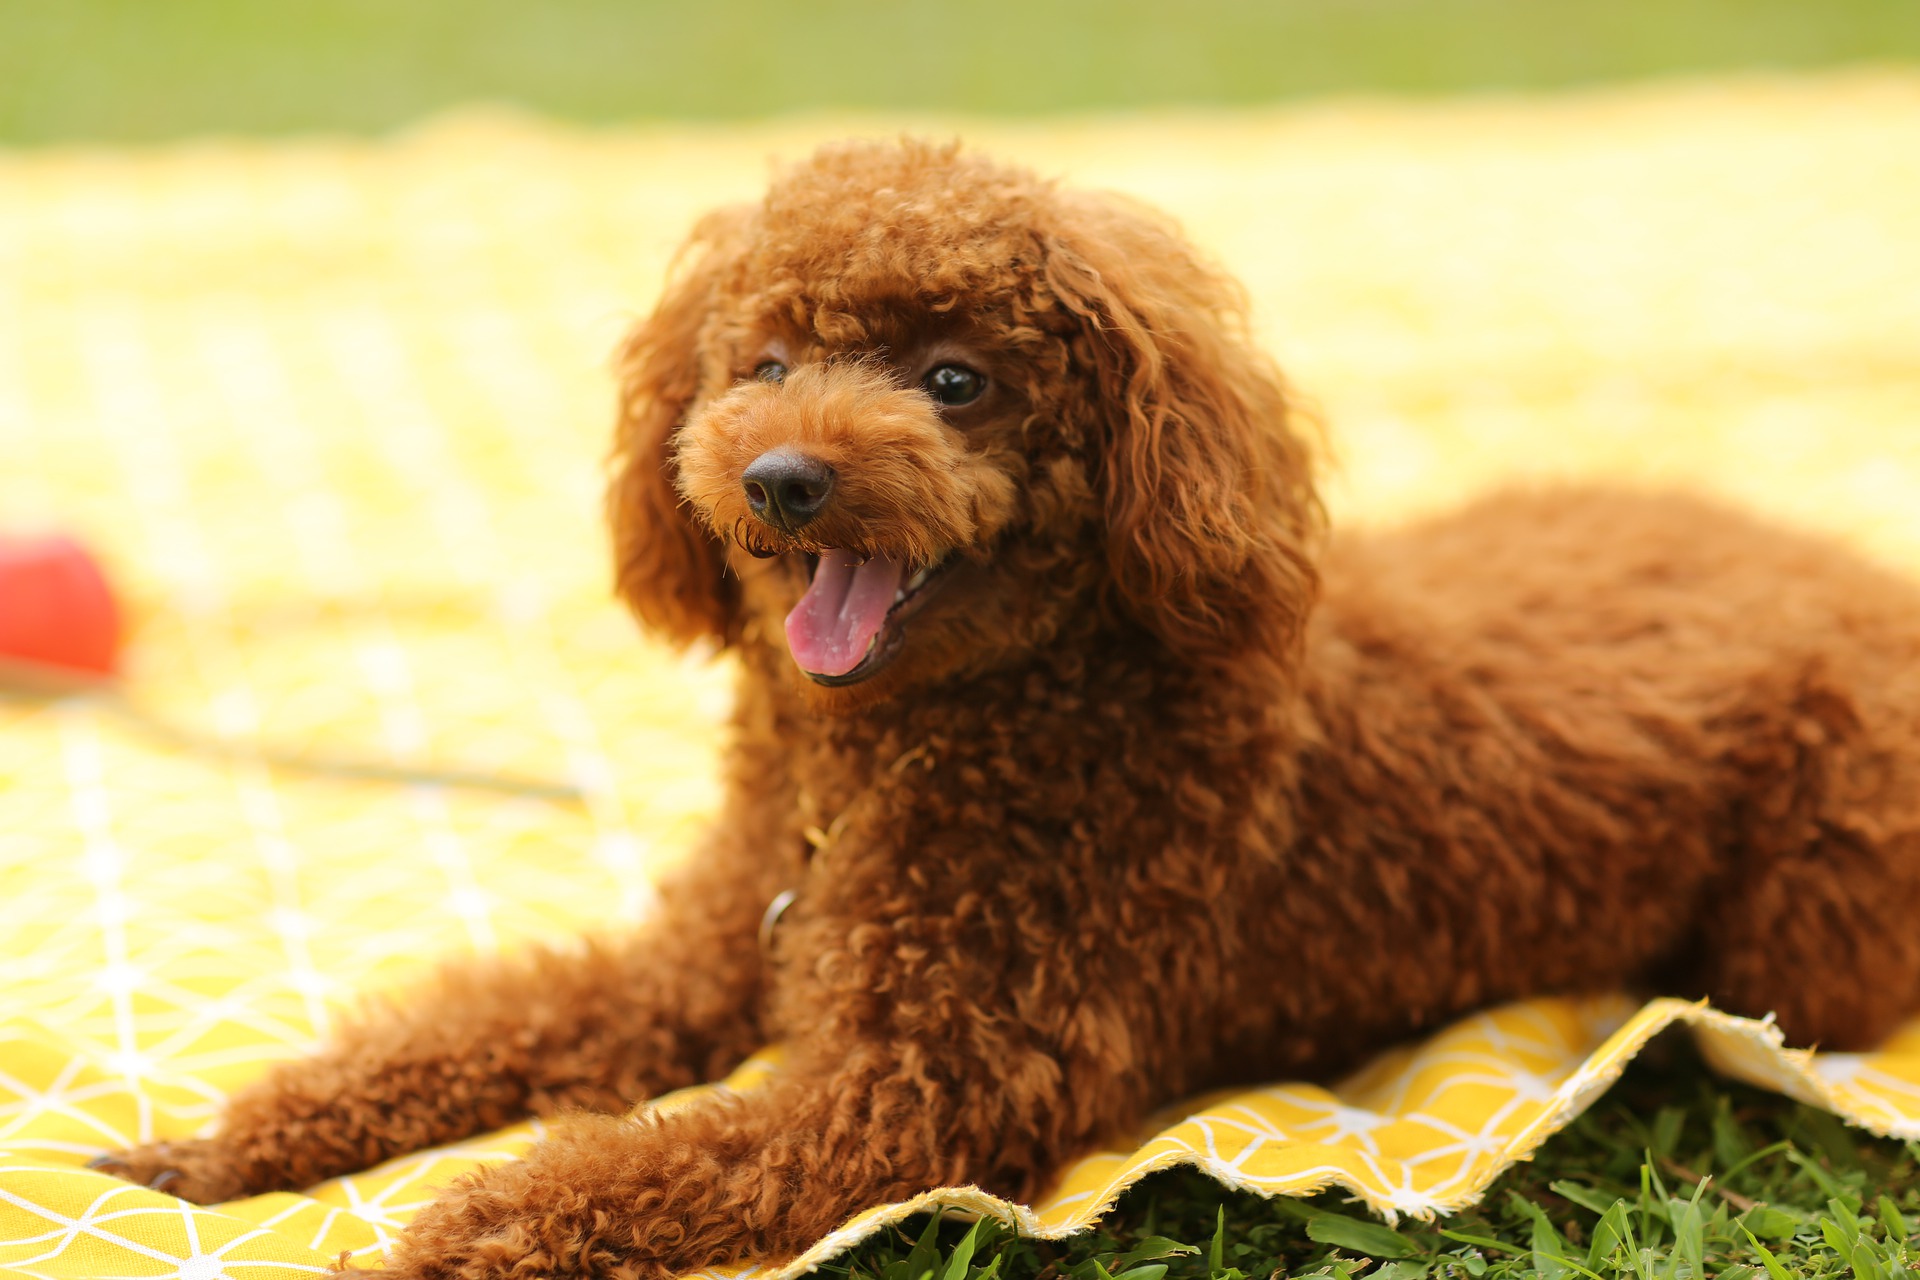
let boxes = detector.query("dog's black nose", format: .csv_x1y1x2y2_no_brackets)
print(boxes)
742,448,835,531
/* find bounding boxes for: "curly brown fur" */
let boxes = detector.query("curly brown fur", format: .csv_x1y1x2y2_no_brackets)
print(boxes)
101,139,1920,1279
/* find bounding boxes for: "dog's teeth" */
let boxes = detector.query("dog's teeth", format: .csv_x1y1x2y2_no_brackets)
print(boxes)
894,589,906,604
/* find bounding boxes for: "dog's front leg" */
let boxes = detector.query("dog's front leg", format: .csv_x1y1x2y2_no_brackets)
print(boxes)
371,1037,1087,1280
92,823,789,1203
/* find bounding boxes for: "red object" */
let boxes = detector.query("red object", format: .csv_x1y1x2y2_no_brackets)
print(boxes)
0,534,121,677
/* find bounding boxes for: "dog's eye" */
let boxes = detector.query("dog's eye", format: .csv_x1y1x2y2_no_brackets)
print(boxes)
924,364,985,407
754,361,787,385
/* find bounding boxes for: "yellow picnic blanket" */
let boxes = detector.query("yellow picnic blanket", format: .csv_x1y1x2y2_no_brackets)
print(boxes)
4,70,1920,1280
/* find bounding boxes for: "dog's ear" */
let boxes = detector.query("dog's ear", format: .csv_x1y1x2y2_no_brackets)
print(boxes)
1043,194,1323,665
607,209,748,648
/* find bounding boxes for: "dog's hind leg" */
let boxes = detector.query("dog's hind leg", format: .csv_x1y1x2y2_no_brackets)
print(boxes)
1696,822,1920,1051
1687,669,1920,1052
90,820,789,1203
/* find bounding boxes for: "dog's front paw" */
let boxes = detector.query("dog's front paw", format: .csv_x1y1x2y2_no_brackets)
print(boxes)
373,1118,753,1280
373,1158,661,1280
88,1139,250,1204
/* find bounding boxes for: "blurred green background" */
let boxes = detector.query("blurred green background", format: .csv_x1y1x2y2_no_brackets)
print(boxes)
3,0,1919,144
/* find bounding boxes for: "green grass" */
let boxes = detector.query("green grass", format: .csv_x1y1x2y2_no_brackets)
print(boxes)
827,1040,1918,1280
3,0,1920,144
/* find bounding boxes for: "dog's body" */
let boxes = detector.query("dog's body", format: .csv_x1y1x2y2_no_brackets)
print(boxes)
101,141,1920,1279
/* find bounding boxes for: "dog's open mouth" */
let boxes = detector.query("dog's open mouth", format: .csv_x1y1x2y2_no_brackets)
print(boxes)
785,549,953,686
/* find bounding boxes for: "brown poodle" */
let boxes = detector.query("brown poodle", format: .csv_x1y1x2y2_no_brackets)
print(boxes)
98,138,1920,1279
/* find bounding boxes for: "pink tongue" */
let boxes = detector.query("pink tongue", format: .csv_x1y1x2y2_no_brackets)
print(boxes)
785,550,906,677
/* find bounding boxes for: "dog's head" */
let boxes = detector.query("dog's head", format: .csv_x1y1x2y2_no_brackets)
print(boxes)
610,139,1320,705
